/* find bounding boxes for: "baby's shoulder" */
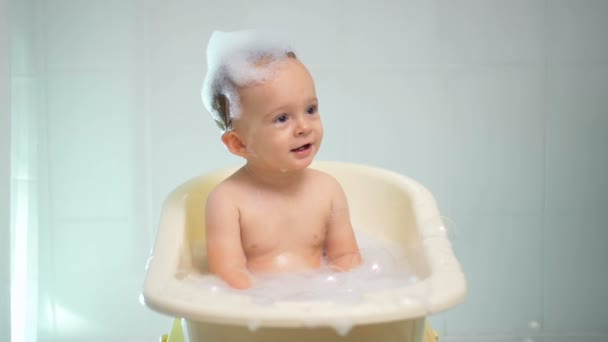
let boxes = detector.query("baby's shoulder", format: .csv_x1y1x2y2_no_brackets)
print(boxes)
306,168,342,190
206,172,246,204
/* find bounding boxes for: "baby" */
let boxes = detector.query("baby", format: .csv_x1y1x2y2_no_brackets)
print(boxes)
202,31,362,289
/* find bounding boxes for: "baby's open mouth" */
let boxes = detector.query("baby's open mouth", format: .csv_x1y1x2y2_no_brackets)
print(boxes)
291,143,311,152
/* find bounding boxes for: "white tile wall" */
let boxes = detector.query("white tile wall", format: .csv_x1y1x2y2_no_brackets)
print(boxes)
542,63,608,337
9,0,39,77
337,0,440,66
546,0,608,64
543,212,608,334
46,72,136,220
445,65,545,216
445,214,543,335
44,0,138,71
10,0,608,341
142,0,246,67
444,336,607,342
243,0,344,66
437,0,545,65
1,0,12,339
47,221,165,340
312,64,453,211
40,68,170,339
544,66,608,213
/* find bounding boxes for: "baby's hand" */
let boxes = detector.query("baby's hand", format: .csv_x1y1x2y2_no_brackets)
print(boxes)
329,252,362,272
221,267,253,289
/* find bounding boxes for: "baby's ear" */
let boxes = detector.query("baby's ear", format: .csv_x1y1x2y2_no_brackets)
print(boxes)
221,131,247,157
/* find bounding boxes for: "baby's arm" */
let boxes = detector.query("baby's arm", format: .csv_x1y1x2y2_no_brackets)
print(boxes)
205,186,252,289
325,179,362,271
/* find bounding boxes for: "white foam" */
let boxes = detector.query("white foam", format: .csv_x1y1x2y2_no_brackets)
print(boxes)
190,231,419,306
201,30,294,129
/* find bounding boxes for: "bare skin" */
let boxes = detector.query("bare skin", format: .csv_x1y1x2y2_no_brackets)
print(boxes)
205,58,361,289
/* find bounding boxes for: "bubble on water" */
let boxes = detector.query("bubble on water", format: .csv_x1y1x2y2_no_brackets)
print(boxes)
326,275,337,282
189,230,420,305
354,246,400,280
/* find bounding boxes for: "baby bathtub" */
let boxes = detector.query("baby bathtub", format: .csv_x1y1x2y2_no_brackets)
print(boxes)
142,161,466,342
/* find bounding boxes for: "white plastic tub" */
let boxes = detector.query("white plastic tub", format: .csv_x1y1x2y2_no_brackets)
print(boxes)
142,161,466,342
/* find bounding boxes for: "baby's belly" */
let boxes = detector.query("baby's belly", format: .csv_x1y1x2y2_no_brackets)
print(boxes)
246,250,324,274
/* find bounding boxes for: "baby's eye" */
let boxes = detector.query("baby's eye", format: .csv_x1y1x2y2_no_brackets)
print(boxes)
274,114,289,123
306,105,318,115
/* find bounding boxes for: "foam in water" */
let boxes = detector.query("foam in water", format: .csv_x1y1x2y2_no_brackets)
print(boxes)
189,230,419,306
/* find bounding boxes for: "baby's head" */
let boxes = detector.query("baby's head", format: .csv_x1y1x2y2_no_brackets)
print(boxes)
202,31,323,171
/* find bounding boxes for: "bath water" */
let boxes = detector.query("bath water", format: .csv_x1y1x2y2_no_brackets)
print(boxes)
191,230,420,305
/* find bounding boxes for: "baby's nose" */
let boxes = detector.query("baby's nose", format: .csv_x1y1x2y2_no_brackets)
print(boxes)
295,117,311,136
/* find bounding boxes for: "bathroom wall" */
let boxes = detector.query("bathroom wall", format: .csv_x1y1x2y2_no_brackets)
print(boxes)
9,0,608,341
1,0,12,339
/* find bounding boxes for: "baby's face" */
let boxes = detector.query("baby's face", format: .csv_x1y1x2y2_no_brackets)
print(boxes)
234,58,323,172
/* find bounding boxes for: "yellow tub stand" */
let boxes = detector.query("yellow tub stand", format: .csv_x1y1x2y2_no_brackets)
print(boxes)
161,319,185,342
162,318,439,342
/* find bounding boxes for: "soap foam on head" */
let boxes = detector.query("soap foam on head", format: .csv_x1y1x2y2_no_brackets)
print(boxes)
202,30,295,129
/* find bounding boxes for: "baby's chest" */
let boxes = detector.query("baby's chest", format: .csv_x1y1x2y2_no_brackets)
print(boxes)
238,199,330,249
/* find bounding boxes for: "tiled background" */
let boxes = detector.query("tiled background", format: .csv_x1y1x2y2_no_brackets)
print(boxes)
6,0,608,341
1,0,11,340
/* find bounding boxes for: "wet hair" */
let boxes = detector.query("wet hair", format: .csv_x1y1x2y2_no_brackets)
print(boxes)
209,51,297,132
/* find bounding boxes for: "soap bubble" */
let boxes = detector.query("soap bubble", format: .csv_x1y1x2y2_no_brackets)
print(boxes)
357,247,397,278
201,30,294,130
189,230,421,305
